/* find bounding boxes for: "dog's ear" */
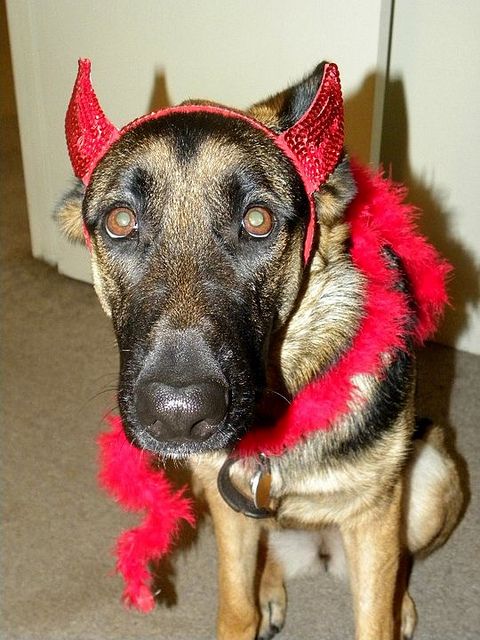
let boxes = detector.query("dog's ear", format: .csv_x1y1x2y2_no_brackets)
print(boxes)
250,64,356,226
248,62,330,133
56,180,86,243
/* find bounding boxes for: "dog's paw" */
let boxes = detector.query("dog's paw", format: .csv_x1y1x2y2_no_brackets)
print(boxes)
256,589,286,640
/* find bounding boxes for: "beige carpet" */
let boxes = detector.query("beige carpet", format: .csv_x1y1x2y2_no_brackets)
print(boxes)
1,4,479,638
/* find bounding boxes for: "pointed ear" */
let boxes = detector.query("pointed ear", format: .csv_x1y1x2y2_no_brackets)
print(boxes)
248,62,330,132
56,180,86,243
249,63,344,197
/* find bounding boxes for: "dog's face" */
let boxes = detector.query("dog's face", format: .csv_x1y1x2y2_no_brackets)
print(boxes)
63,64,345,458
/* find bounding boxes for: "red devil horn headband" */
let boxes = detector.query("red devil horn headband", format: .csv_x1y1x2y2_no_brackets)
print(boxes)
66,59,344,260
65,59,120,185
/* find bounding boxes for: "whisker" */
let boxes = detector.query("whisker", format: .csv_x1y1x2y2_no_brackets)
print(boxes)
264,388,291,405
87,387,118,402
90,371,119,384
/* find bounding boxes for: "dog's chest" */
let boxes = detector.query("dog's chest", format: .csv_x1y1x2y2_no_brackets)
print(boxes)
223,453,383,527
270,460,371,526
268,434,406,528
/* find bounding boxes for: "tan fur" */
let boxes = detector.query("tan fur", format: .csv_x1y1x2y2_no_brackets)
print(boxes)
248,91,292,132
340,480,403,640
258,540,287,638
196,464,262,640
404,426,463,555
273,245,364,394
57,199,85,242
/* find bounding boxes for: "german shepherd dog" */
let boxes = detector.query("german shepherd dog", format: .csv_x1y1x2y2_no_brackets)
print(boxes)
59,62,463,640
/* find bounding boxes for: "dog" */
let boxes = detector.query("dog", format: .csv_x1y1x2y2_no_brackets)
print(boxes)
59,60,463,640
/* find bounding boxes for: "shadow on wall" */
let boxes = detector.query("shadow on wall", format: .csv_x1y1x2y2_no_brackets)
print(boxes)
380,77,473,517
149,71,172,111
380,77,480,349
343,72,376,165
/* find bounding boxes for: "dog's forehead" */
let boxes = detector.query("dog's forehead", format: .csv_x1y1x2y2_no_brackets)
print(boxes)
90,111,301,199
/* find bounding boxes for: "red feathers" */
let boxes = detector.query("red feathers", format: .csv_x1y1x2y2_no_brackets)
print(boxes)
98,415,194,611
237,162,451,456
349,164,451,343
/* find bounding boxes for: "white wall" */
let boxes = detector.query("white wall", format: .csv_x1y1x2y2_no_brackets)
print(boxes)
6,0,389,282
382,1,480,354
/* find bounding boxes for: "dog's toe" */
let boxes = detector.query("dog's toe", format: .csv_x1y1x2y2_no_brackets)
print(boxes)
256,621,281,640
401,591,417,640
256,627,280,640
256,596,286,640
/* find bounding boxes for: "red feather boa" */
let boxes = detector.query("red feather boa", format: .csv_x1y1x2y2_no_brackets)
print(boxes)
97,162,451,611
237,161,451,456
98,415,195,612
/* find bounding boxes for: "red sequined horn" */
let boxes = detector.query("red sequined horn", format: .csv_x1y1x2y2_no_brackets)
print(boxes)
276,63,344,195
65,59,120,185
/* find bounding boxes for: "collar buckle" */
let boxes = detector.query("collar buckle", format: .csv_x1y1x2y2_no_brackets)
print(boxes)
217,455,275,519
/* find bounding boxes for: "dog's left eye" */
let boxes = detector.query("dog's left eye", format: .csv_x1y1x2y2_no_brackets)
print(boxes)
105,207,138,238
242,207,274,238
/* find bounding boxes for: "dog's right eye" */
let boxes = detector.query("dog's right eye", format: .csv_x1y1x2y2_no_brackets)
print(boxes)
105,207,138,238
242,207,274,238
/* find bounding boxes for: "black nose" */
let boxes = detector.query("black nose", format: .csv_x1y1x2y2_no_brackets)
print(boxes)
136,379,228,442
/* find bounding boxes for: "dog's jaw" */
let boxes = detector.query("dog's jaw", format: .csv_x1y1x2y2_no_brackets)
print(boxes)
121,417,244,459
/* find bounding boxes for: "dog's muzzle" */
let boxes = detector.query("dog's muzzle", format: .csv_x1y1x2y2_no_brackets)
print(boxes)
133,330,229,444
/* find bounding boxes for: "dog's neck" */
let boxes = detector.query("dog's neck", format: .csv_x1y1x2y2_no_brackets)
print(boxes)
270,160,364,397
271,230,365,397
235,160,450,458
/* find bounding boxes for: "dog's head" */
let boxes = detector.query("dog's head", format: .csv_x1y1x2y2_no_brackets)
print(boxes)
61,61,351,457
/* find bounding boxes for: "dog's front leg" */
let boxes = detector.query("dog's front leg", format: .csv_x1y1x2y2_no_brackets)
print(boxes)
340,481,403,640
203,481,261,640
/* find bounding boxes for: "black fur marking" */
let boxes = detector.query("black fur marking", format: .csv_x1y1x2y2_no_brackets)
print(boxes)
125,167,158,204
383,244,418,327
335,347,414,459
325,247,417,460
276,63,327,132
413,416,434,440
